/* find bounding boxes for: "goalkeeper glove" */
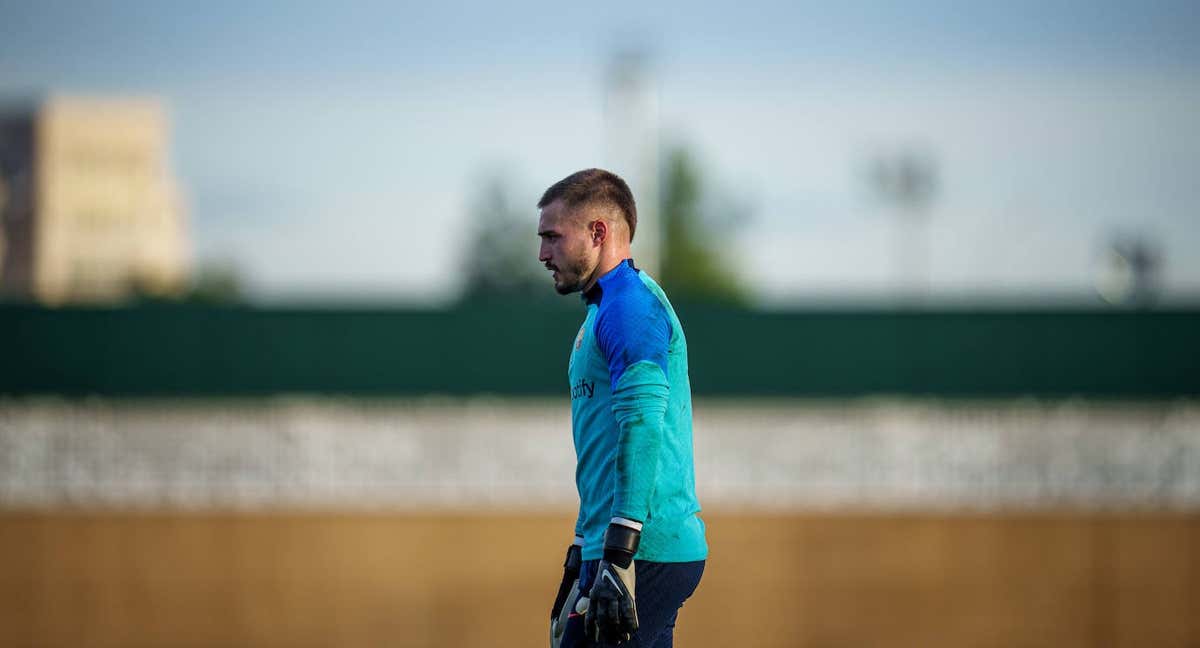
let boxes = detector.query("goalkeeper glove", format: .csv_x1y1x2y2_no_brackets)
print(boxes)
549,537,583,648
585,521,641,644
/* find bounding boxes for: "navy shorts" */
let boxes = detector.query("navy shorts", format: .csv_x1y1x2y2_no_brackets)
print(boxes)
560,559,705,648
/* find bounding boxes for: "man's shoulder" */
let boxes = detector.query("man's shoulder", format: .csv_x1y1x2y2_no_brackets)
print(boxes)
596,267,669,328
593,267,673,381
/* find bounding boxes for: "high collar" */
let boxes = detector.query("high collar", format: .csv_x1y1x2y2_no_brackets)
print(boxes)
582,258,636,306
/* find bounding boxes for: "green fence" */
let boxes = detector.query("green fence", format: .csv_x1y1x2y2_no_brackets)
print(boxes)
3,303,1197,397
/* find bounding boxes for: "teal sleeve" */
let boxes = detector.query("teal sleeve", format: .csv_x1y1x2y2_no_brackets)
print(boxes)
610,360,670,522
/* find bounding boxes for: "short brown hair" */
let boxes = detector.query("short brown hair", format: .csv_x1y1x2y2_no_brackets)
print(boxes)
537,168,638,241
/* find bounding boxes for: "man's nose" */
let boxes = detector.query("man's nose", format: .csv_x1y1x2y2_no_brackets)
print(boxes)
538,244,551,262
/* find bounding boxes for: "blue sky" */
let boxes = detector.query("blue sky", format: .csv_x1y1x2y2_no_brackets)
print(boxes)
2,1,1198,304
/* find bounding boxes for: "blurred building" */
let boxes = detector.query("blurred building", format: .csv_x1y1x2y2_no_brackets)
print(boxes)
0,97,189,305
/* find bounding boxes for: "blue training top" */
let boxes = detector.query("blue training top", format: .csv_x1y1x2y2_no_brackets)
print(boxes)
568,259,708,562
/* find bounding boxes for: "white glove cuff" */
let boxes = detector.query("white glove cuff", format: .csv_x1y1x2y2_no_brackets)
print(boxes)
610,517,643,531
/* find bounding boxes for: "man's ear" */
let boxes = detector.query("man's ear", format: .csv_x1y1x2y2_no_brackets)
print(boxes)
591,219,608,246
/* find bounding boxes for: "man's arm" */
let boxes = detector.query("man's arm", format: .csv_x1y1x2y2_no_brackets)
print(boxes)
584,294,671,643
611,362,669,522
595,294,671,524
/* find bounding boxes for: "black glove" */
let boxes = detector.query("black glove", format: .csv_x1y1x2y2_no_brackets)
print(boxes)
550,539,583,648
585,523,641,644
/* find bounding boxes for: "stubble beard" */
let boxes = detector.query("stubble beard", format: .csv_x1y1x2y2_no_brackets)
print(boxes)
553,280,575,295
552,255,594,295
553,267,583,295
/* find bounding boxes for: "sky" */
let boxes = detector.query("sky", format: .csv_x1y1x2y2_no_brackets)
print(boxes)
2,0,1198,305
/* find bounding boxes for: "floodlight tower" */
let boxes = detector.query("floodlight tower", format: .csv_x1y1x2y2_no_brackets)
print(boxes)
869,150,938,304
604,49,661,277
1095,233,1161,308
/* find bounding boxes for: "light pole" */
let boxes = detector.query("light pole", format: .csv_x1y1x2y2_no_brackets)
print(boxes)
868,150,938,304
604,48,661,277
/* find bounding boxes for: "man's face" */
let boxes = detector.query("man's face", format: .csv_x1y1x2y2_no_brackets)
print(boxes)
538,200,599,295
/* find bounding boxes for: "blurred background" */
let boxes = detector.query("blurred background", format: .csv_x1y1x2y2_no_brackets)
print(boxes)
2,1,1198,646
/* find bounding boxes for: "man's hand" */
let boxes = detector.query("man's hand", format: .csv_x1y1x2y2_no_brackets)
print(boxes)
550,539,583,648
586,522,641,644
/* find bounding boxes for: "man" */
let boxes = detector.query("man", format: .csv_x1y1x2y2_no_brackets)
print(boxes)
538,169,707,648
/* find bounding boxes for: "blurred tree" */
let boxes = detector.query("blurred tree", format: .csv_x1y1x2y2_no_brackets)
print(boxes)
460,173,549,300
178,262,244,305
658,147,747,305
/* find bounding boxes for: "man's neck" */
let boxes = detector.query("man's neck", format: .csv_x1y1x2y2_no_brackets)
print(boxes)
582,249,631,294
